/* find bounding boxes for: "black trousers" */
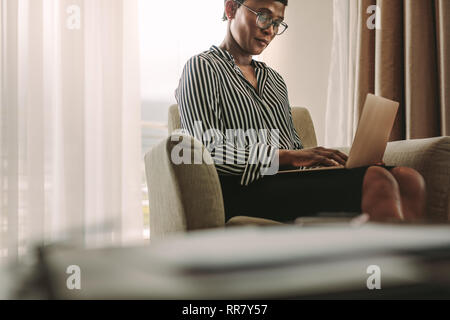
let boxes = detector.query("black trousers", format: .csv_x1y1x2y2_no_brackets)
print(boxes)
219,167,392,223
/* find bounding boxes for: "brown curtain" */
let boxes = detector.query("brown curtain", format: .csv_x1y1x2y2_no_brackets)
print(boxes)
354,0,449,141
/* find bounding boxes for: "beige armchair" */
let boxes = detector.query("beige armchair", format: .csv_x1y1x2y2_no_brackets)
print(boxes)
145,104,450,240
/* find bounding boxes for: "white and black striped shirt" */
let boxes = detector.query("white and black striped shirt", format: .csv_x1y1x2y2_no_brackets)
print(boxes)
175,45,303,186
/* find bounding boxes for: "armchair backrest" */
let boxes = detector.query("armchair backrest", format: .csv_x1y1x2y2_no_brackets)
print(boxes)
168,104,318,149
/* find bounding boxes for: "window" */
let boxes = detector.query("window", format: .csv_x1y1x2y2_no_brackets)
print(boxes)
139,0,227,238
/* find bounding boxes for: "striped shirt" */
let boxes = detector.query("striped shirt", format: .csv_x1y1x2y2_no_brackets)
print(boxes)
175,45,303,186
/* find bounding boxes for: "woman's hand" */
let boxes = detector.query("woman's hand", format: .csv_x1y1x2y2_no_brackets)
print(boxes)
279,147,348,168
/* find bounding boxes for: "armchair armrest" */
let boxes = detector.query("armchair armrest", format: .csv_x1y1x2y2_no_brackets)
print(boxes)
338,137,450,221
145,133,226,240
226,216,284,228
384,137,450,222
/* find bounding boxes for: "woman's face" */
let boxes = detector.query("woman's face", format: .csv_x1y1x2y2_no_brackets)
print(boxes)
227,0,286,56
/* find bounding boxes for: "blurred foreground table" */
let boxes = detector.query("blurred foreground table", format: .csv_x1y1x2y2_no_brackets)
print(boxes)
11,222,450,299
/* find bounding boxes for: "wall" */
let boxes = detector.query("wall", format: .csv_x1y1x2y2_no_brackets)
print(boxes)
261,0,334,146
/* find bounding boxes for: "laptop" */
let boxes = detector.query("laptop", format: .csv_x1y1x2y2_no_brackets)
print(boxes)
280,94,399,173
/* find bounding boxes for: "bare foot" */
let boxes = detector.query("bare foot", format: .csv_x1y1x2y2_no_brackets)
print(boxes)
362,166,403,222
389,167,426,222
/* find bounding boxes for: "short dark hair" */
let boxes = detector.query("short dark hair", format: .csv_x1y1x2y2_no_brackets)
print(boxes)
222,0,288,21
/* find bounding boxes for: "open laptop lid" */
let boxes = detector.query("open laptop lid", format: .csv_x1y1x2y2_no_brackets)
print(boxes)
346,94,399,169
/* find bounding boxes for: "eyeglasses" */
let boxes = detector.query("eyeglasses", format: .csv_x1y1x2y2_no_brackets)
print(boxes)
232,0,288,36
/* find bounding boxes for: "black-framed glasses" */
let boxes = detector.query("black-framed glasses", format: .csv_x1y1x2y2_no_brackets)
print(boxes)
233,0,288,36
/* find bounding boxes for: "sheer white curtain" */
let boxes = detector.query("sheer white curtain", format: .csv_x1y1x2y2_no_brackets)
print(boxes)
325,0,358,148
139,0,226,123
1,0,143,262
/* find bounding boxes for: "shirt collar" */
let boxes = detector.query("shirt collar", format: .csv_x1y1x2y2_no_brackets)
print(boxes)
210,45,267,70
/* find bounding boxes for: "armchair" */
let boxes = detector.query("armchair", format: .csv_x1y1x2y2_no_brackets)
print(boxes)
145,105,450,240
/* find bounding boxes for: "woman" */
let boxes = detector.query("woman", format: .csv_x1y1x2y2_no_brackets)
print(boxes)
175,0,426,223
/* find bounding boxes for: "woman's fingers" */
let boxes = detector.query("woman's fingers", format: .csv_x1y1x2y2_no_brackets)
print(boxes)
291,148,348,167
317,147,348,159
328,149,348,162
326,152,346,165
335,150,349,161
317,149,347,165
319,157,338,167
